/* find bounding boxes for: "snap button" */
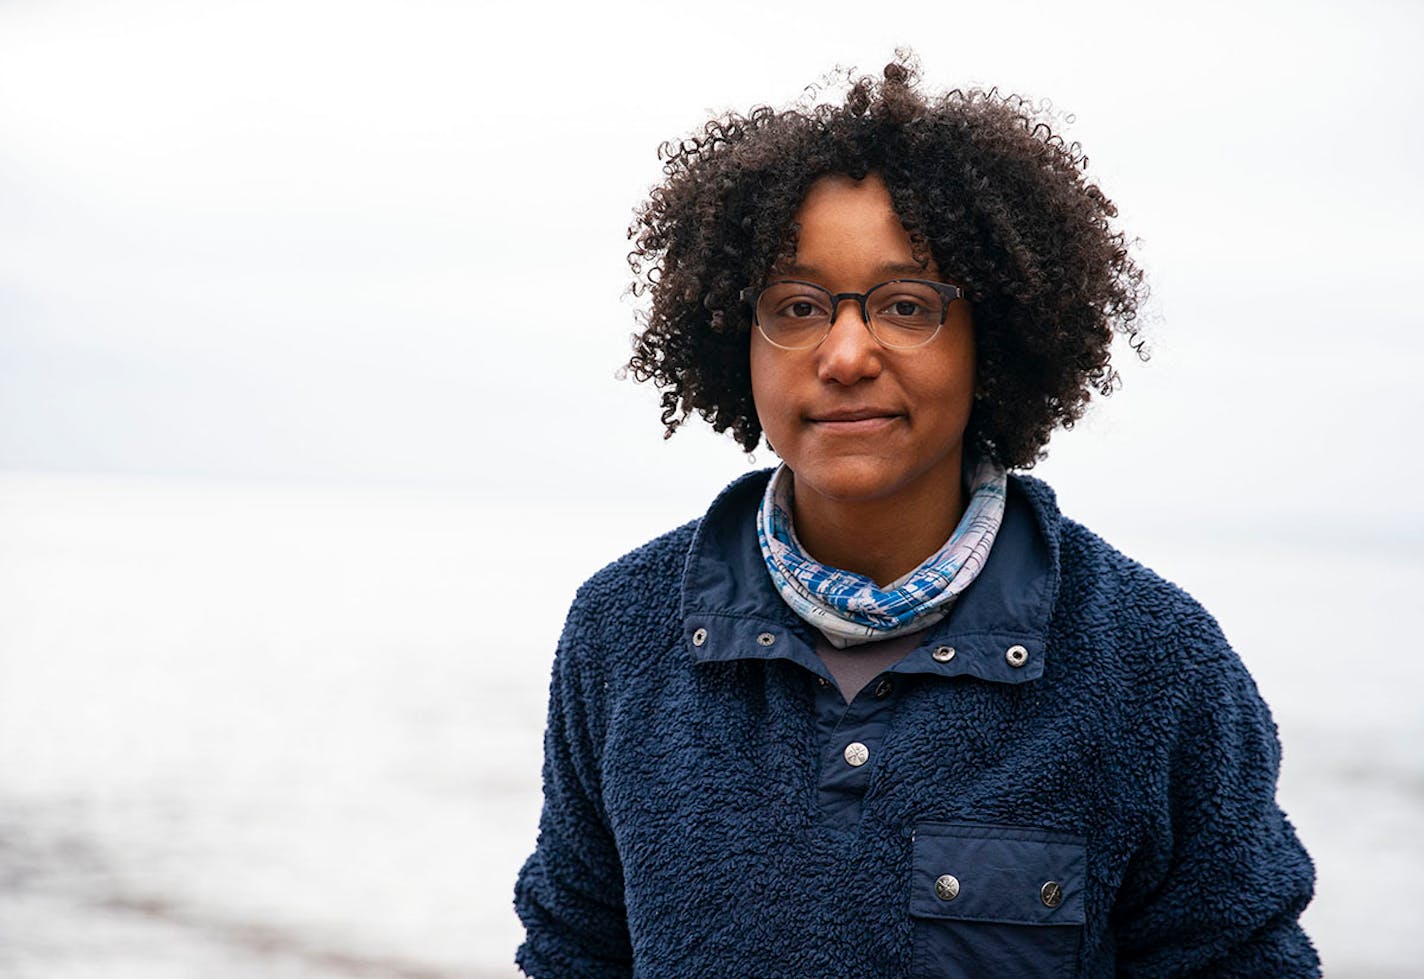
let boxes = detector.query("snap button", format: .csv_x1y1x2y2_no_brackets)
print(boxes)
756,632,776,647
1005,644,1029,668
1040,880,1063,908
692,627,708,647
817,676,831,689
843,742,869,767
932,645,956,663
873,678,893,698
934,874,960,901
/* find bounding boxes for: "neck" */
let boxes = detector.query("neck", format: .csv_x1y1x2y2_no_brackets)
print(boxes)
789,461,966,588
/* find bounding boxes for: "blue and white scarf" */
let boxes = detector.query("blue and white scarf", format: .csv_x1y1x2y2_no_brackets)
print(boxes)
756,458,1007,648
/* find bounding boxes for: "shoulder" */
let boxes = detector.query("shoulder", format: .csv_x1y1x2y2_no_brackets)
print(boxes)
1020,478,1289,813
1062,513,1225,644
564,518,699,637
577,519,699,601
1018,474,1261,707
1014,474,1218,628
557,469,770,681
547,519,700,728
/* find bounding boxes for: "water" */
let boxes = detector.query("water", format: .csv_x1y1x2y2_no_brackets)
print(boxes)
0,473,1418,977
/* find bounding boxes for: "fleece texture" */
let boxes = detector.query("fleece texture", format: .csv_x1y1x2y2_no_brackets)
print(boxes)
514,470,1320,978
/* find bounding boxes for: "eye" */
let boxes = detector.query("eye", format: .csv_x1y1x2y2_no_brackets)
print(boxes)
874,295,934,319
870,282,944,328
760,284,832,320
782,300,821,319
755,284,834,347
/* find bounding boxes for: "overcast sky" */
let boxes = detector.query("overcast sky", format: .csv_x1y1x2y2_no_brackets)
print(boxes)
1,0,1420,531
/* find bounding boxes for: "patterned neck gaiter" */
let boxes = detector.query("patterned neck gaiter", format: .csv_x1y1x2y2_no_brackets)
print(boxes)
756,457,1008,649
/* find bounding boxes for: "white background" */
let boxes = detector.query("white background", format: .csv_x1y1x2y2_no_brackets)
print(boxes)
1,0,1421,975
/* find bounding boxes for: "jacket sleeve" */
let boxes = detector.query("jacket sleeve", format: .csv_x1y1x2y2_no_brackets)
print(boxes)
1113,611,1321,978
514,595,633,978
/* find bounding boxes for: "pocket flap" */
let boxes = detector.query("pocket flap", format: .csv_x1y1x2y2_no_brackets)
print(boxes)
910,822,1087,926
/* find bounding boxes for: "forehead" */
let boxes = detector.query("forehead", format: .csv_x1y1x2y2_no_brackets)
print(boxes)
780,172,936,280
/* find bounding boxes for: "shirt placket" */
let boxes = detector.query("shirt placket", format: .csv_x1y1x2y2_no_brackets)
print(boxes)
811,673,900,830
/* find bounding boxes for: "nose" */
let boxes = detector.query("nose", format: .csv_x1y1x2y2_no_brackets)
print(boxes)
816,297,883,385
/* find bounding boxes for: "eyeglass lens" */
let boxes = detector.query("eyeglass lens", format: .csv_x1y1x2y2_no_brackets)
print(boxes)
756,281,947,349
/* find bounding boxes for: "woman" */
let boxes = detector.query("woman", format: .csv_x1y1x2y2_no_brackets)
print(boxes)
514,60,1319,978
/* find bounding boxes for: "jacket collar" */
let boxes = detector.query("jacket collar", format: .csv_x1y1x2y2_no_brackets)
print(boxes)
679,468,1062,686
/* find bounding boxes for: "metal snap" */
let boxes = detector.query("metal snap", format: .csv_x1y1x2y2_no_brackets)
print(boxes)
1005,644,1029,668
935,874,960,901
843,742,869,767
692,627,708,647
932,645,956,663
756,632,776,647
873,678,893,698
1040,880,1063,908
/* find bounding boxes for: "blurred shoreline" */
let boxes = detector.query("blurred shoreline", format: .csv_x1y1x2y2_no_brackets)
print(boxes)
1,471,1419,977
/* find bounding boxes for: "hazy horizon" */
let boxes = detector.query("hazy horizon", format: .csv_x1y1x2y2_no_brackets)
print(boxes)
2,0,1420,518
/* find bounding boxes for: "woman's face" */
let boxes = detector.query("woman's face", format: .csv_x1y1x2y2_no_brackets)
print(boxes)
749,172,976,508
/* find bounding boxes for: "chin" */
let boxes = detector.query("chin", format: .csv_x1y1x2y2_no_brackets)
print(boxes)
790,460,911,505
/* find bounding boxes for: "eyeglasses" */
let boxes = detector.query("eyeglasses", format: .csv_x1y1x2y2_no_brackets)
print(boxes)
739,278,966,350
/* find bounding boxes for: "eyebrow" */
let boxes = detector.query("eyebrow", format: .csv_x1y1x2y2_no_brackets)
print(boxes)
781,261,930,279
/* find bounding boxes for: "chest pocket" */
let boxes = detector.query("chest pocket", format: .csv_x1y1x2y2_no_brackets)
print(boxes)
909,822,1087,979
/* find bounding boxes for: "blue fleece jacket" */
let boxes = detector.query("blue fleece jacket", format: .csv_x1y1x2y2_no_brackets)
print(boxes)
514,470,1319,978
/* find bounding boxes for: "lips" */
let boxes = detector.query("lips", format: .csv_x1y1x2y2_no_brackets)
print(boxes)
806,407,903,435
807,406,902,423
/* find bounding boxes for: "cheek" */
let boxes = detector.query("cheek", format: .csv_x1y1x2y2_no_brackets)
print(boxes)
939,329,976,400
911,339,976,428
748,342,787,436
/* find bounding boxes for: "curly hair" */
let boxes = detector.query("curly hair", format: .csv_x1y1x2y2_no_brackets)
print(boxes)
625,55,1147,470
